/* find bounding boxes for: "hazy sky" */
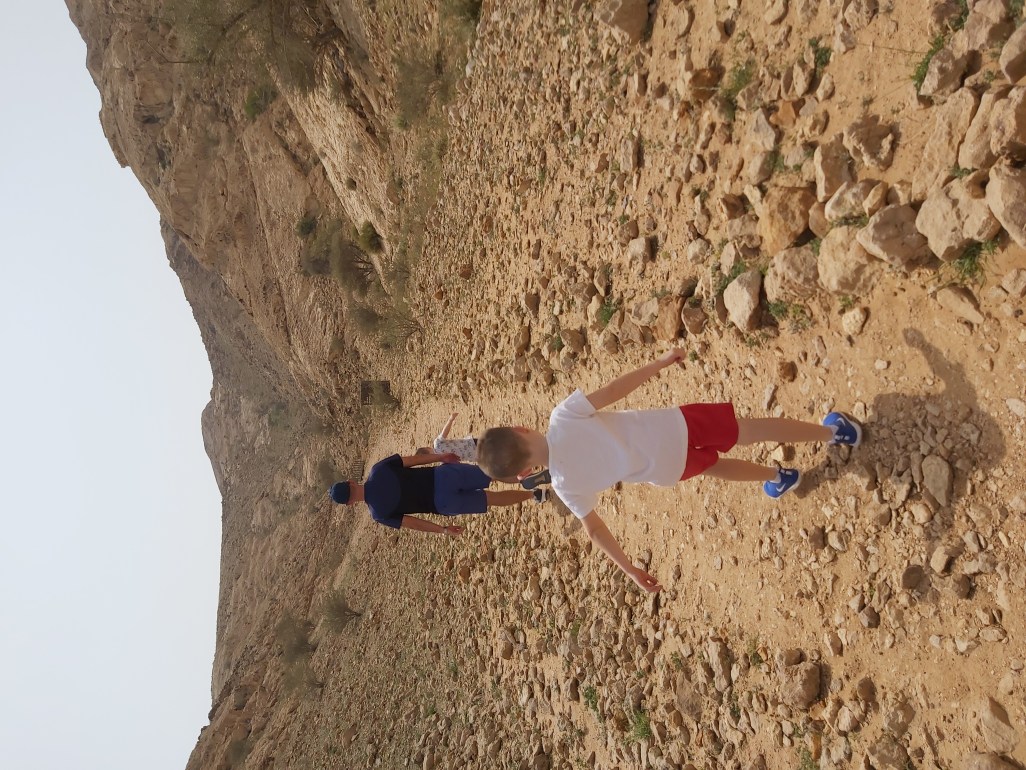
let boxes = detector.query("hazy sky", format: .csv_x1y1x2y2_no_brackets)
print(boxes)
0,5,222,770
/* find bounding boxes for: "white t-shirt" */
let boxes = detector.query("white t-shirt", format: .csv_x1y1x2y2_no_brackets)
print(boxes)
547,389,688,518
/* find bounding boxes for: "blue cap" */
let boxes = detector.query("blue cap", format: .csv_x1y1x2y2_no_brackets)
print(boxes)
328,482,351,504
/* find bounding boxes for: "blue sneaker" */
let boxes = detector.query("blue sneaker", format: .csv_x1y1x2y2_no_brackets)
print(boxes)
764,468,801,498
823,412,863,447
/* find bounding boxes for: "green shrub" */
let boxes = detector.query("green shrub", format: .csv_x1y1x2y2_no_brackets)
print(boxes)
627,709,653,743
950,239,997,285
357,221,384,253
276,613,315,663
598,298,621,327
721,60,755,120
295,214,317,238
244,84,277,120
321,589,362,633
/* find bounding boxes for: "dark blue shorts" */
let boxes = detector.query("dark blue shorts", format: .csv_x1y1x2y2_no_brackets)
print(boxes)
433,463,492,515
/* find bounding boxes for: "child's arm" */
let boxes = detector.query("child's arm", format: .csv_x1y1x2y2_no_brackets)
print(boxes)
581,511,662,593
437,412,459,440
585,349,685,410
402,452,459,467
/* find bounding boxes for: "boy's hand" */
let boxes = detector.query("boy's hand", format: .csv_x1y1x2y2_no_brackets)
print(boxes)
442,524,464,538
656,348,686,370
439,452,461,464
629,566,663,593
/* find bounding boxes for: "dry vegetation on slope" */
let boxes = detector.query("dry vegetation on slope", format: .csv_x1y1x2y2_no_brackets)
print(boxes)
68,1,1026,769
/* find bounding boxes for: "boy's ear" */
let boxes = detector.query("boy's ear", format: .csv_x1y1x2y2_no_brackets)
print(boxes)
512,426,528,434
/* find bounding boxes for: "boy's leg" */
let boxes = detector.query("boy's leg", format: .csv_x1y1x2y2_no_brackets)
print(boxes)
736,418,832,445
701,458,777,482
485,490,535,506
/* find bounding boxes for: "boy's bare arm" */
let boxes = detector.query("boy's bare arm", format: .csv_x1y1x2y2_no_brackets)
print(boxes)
585,349,685,410
402,453,459,467
580,511,662,594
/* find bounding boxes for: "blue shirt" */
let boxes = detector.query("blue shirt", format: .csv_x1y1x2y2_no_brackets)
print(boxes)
363,454,437,529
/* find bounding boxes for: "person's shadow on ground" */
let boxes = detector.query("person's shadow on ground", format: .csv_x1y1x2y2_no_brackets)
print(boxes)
799,328,1007,525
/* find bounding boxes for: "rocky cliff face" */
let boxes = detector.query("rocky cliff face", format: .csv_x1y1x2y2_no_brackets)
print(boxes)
65,1,396,764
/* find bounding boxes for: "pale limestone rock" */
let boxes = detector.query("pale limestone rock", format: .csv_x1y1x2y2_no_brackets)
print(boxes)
961,754,1018,770
922,454,953,506
979,697,1018,754
778,661,821,708
765,0,788,25
913,88,979,201
765,245,819,302
814,134,853,202
841,307,868,335
857,205,931,270
961,4,1014,52
986,161,1026,247
919,45,971,99
843,114,896,170
1000,23,1026,82
825,180,879,222
759,186,815,254
868,736,910,770
819,225,876,293
597,0,649,43
844,0,877,31
915,171,1001,261
654,298,684,341
959,88,1010,170
989,86,1026,159
724,270,763,331
936,285,984,324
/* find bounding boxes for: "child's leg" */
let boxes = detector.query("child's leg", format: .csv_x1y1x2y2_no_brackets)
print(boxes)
736,418,832,445
701,458,777,482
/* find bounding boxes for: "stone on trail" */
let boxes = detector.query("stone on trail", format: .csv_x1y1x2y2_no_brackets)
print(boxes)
921,454,953,506
987,161,1026,248
856,205,931,270
818,225,877,293
868,735,911,770
935,285,985,325
777,660,821,708
915,171,1001,261
1000,23,1026,83
597,0,649,43
759,186,815,254
841,306,868,336
724,269,764,331
825,180,882,223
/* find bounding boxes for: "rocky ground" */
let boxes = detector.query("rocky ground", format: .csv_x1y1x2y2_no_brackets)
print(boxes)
71,1,1026,769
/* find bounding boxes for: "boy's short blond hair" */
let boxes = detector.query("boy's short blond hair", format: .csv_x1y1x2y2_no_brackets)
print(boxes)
476,428,531,479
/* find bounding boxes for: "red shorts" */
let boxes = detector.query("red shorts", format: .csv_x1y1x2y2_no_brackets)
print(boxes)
679,403,739,480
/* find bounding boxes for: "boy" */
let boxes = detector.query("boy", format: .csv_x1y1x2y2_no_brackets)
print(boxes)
476,349,861,594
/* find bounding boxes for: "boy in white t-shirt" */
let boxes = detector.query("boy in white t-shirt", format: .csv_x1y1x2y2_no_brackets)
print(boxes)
476,349,862,594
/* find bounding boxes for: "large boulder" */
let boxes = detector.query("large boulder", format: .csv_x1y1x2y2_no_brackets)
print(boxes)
818,225,877,293
857,205,931,270
999,22,1026,82
959,87,1011,170
990,86,1026,160
915,171,1001,261
759,186,815,254
913,88,979,201
961,754,1019,770
986,161,1026,247
724,269,764,331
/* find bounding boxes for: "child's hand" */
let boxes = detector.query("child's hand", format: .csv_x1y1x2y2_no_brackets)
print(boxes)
442,524,464,538
439,452,461,464
656,348,686,369
629,566,663,593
